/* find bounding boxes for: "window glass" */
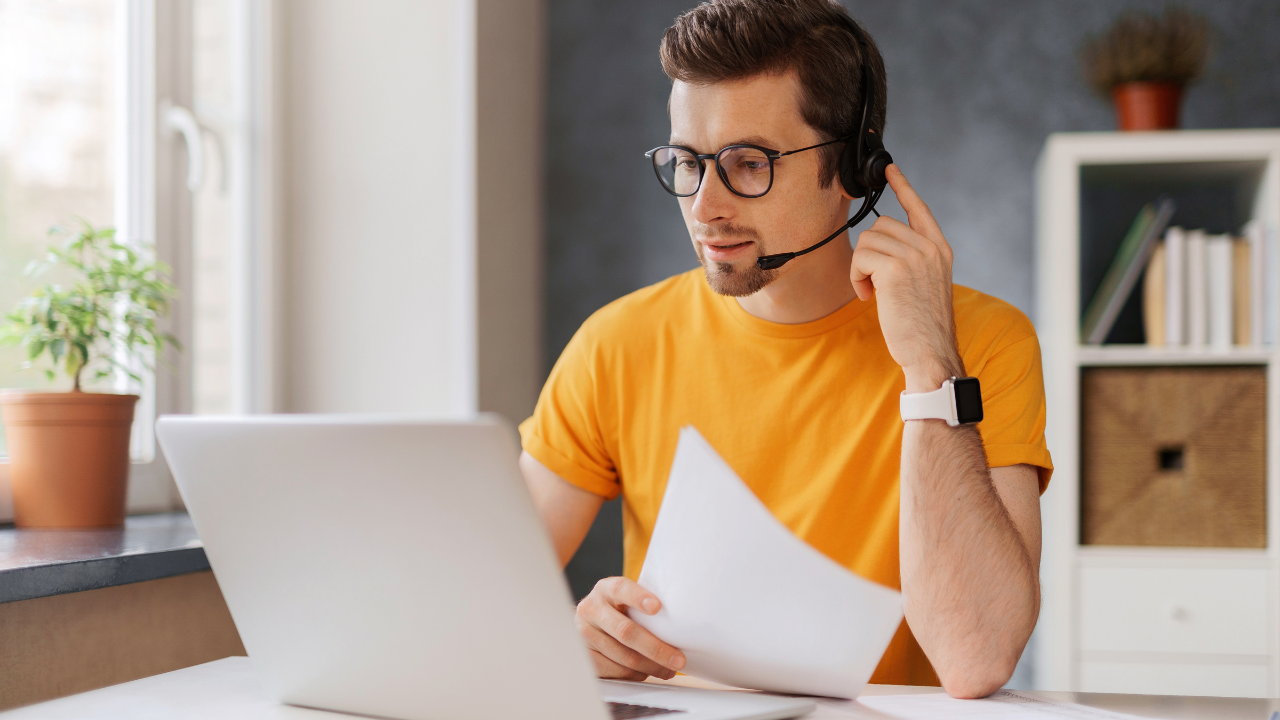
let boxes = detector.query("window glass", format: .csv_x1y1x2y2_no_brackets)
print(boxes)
0,0,116,455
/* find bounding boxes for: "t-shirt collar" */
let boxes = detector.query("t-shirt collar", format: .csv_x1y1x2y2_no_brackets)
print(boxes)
712,280,876,339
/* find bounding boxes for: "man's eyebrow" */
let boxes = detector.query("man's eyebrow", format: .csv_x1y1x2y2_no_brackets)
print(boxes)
666,135,781,151
729,135,778,148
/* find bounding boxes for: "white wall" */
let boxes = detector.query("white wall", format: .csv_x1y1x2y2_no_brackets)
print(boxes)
280,0,544,419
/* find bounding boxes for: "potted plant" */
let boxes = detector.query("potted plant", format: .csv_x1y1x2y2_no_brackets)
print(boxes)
0,220,178,528
1081,7,1212,131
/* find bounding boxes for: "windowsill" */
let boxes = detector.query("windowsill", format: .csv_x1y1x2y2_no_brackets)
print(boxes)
0,512,207,604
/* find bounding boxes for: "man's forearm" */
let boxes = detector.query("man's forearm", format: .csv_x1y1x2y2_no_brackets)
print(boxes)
898,413,1039,697
842,164,1041,695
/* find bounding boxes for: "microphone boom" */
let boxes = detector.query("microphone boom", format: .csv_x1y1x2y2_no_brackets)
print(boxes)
755,189,882,271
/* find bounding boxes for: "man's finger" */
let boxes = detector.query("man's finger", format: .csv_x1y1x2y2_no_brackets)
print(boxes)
885,164,944,243
856,229,927,262
867,216,933,254
588,648,649,682
590,601,686,671
581,624,677,679
599,576,661,615
850,245,895,301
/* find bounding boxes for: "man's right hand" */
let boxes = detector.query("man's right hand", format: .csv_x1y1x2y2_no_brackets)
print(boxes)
575,576,687,681
516,455,686,680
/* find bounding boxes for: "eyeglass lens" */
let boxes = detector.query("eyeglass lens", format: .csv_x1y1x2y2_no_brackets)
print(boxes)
652,146,773,197
652,147,702,196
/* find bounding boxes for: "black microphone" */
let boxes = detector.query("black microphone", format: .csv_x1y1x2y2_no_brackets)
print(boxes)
756,189,883,271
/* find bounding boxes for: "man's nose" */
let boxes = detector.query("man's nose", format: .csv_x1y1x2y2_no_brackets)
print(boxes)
690,162,737,225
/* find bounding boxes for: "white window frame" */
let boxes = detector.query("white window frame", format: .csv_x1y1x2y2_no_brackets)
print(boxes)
120,0,175,512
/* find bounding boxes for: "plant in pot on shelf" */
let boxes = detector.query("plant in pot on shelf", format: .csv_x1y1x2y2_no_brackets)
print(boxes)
1081,6,1212,131
0,220,178,528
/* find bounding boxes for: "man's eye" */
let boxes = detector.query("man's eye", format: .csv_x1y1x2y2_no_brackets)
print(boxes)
677,159,699,170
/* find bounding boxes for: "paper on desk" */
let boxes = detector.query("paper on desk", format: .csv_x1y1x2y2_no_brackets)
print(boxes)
854,691,1155,719
628,426,903,699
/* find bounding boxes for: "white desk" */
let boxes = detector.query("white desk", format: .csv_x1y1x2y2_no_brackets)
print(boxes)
0,657,1276,719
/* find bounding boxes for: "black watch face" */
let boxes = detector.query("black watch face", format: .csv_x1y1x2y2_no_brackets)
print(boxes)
953,377,983,424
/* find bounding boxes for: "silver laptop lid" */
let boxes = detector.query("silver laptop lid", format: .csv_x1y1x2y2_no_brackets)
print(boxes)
156,414,606,720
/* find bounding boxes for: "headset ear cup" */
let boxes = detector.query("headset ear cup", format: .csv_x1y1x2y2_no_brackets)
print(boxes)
861,147,893,191
855,131,891,192
838,138,866,199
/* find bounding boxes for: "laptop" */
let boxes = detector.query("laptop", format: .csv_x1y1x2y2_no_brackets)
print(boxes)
156,414,814,720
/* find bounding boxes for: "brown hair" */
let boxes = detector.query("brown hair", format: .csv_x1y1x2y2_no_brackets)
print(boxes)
660,0,887,188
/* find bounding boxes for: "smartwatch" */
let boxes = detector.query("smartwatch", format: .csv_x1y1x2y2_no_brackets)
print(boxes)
900,376,983,427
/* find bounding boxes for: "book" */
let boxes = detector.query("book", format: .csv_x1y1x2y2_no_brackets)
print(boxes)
1234,237,1252,346
1186,229,1208,346
1206,233,1233,350
1268,223,1279,346
1244,220,1265,346
1080,197,1177,345
1143,241,1166,346
1164,226,1185,345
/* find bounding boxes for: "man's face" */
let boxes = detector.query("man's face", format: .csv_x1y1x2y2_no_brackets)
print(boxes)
669,70,850,296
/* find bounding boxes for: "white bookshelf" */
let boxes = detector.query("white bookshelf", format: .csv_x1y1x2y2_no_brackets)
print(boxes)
1034,130,1280,698
1075,345,1273,366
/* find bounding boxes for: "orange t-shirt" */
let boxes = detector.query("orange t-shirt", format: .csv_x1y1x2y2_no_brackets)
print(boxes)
519,269,1052,686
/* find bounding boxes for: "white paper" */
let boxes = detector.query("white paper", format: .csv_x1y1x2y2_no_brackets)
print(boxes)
628,426,903,699
855,691,1153,720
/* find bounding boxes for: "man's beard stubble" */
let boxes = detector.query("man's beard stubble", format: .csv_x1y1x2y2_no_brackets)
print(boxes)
692,223,778,298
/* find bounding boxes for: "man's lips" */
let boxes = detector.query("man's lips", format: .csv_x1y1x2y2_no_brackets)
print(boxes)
701,239,754,261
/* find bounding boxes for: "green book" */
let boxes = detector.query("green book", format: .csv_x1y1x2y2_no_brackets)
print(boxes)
1081,197,1176,345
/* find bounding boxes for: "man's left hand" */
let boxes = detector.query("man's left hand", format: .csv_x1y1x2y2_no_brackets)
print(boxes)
850,164,962,392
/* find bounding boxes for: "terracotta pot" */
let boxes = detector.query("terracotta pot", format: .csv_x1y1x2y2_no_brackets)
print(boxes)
0,391,138,528
1111,82,1183,131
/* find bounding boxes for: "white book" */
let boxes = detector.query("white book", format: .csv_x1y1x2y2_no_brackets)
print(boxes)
1270,224,1279,346
1244,220,1266,346
1206,233,1234,350
1164,226,1186,345
1185,229,1208,347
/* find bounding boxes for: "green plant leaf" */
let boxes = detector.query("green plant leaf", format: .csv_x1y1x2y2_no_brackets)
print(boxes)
4,219,178,385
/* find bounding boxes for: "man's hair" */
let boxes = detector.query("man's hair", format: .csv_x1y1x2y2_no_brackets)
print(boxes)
660,0,887,189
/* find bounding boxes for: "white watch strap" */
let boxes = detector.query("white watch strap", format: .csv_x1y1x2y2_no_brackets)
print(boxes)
900,378,958,426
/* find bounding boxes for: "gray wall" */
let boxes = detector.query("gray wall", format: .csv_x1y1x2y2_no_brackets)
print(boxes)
545,0,1280,677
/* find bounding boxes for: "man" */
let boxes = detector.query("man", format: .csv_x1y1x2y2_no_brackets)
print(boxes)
519,0,1051,699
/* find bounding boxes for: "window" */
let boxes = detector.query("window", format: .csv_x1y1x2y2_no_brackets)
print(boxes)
0,0,278,518
0,1,117,453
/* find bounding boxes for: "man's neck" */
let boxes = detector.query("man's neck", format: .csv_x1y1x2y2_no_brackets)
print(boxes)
735,235,860,324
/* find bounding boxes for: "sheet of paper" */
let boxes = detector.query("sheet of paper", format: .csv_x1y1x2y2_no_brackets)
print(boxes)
628,426,903,699
854,692,1155,719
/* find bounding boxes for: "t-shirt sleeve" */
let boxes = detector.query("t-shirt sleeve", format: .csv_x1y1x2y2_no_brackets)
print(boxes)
518,322,621,500
973,333,1054,493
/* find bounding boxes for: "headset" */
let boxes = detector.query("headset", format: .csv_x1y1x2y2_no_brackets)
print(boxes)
755,11,893,271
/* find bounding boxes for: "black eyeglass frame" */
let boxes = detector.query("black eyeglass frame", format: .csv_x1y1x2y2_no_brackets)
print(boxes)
644,134,853,199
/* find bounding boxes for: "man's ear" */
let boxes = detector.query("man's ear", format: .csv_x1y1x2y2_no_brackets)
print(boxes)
833,138,857,201
836,175,856,201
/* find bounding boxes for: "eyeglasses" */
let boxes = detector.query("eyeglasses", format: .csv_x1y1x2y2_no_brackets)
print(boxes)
645,135,851,199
